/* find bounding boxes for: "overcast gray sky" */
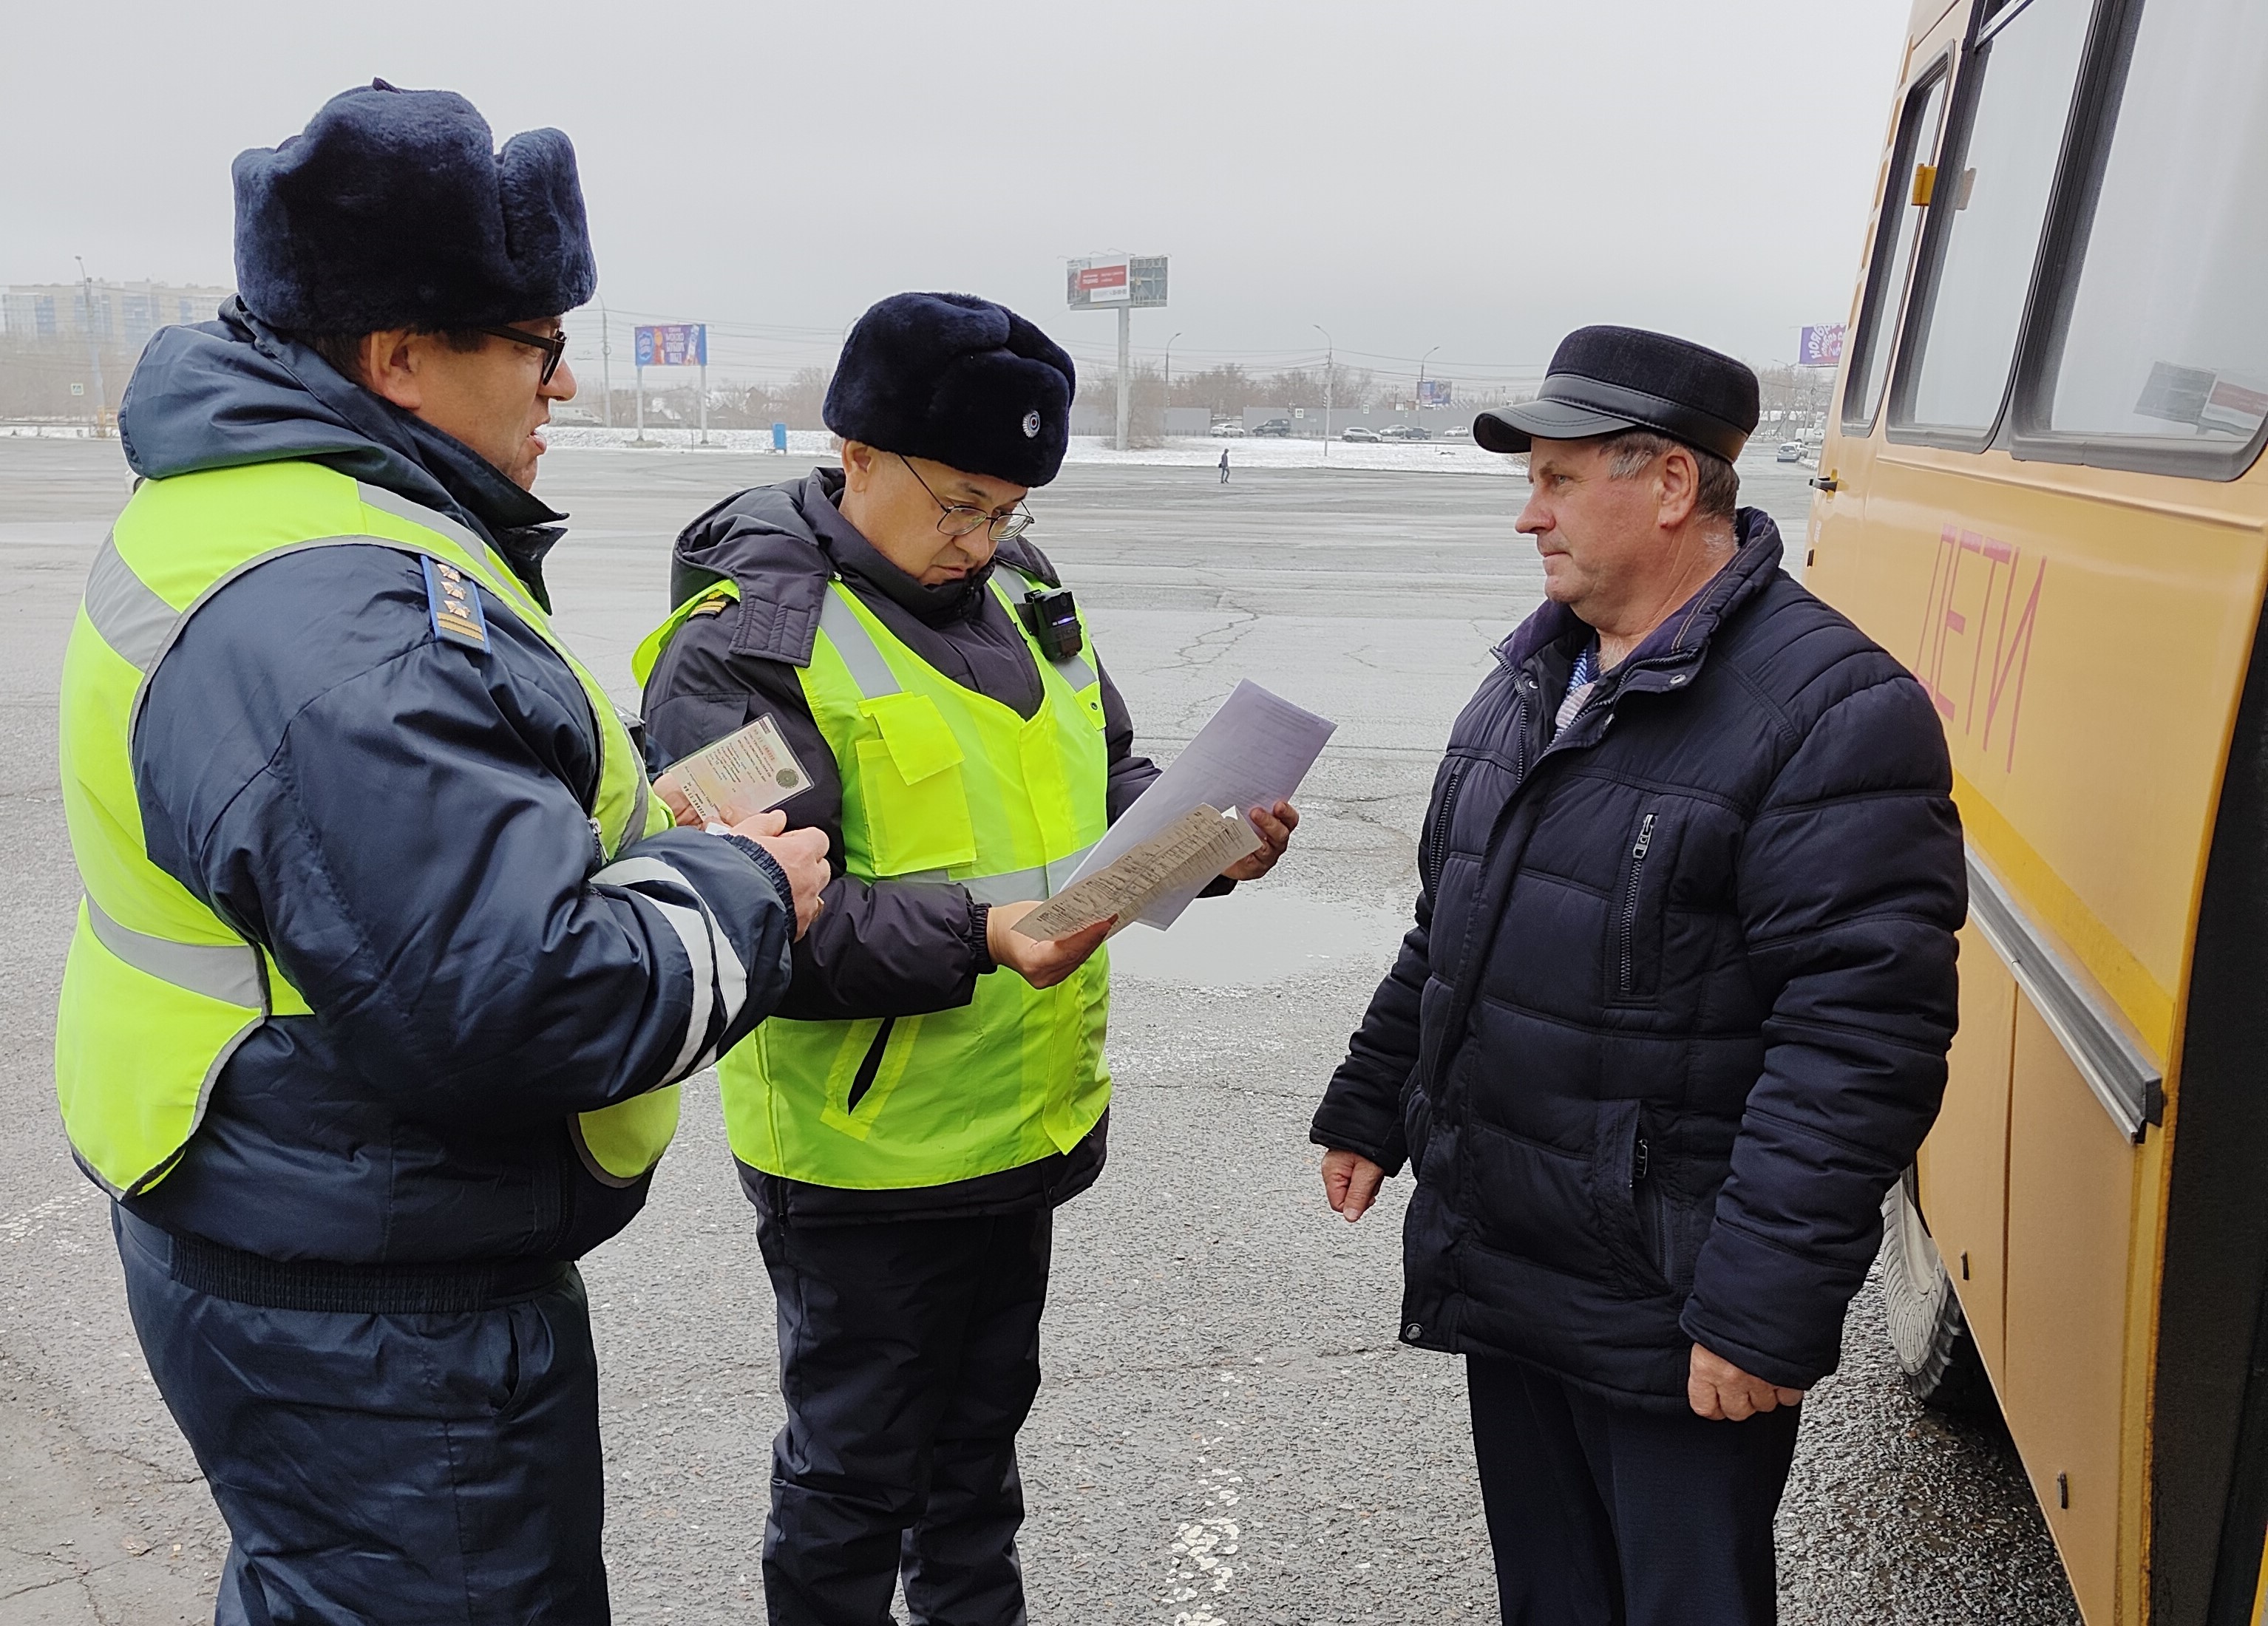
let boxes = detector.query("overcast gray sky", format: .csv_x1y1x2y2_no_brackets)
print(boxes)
4,0,1912,390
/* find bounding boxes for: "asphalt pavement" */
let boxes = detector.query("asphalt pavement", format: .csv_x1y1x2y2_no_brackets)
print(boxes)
0,437,2079,1624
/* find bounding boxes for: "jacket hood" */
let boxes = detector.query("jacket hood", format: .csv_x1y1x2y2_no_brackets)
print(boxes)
1501,506,1786,673
117,297,568,600
669,469,1057,668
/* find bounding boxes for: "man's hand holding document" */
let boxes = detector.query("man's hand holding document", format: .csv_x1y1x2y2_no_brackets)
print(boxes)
651,718,832,939
658,715,812,826
1008,680,1334,943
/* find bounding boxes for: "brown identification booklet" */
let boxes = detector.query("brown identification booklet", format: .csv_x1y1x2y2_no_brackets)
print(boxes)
665,716,815,825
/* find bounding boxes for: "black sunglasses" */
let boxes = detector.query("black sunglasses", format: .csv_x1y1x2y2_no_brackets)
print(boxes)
478,324,568,387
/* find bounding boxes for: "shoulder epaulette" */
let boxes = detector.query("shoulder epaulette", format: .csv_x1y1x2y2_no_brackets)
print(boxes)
421,556,489,650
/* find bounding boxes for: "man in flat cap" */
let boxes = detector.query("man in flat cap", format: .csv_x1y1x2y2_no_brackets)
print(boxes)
1311,326,1966,1623
55,81,826,1620
635,290,1297,1625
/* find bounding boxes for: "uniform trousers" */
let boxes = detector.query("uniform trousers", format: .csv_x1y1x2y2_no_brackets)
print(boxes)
1467,1354,1801,1626
755,1202,1052,1626
114,1207,609,1625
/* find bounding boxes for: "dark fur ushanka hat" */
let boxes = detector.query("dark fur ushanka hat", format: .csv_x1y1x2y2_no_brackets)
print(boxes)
233,79,597,334
824,293,1076,489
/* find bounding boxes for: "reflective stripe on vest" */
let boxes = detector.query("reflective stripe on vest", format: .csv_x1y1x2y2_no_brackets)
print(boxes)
57,461,679,1197
710,568,1113,1189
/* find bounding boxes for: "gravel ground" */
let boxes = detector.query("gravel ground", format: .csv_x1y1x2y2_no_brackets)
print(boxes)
0,438,2079,1623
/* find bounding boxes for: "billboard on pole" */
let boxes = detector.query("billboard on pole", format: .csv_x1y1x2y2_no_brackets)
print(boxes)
635,324,708,367
1066,256,1168,310
1417,379,1452,408
1799,324,1847,367
1076,259,1130,303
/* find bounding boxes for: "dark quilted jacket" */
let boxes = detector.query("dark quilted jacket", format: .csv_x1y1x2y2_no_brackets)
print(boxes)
1312,508,1966,1406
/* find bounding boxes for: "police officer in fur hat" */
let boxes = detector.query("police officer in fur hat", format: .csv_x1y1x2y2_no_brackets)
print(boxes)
636,291,1299,1625
56,81,828,1620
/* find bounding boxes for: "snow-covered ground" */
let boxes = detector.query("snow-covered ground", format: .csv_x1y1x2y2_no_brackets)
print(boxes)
541,426,1521,477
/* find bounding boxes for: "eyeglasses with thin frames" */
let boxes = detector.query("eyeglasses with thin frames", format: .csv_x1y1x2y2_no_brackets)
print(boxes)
897,454,1035,542
478,324,568,387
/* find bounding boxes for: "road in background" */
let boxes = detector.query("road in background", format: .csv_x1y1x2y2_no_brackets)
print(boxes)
0,439,2075,1623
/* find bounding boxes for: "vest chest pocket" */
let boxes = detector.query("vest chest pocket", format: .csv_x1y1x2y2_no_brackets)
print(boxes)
856,694,977,876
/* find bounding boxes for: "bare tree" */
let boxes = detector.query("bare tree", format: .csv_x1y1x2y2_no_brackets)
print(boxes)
1169,364,1260,418
781,367,832,429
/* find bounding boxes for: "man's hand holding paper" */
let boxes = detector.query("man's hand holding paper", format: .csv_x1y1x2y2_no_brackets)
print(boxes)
653,721,832,938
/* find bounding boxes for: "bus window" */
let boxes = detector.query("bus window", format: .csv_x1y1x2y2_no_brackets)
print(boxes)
1892,0,2095,439
2030,0,2268,472
1841,69,1949,431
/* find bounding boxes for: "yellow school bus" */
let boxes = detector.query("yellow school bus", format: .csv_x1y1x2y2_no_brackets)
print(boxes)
1810,0,2268,1619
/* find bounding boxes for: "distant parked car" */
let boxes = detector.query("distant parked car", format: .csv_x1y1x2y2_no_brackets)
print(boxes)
1341,425,1381,443
1777,440,1805,463
1441,423,1474,440
1209,421,1246,438
1379,423,1431,441
1250,418,1294,438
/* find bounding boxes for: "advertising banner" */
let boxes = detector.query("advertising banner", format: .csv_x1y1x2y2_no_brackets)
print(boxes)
1067,256,1168,310
1417,379,1452,408
1799,324,1847,367
1075,259,1130,303
635,324,707,367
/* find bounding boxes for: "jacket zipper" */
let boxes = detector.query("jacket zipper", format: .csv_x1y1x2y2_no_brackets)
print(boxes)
1631,1128,1672,1279
1425,758,1472,898
1617,812,1657,996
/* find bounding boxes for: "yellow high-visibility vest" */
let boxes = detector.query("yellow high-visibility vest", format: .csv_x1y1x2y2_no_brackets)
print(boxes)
636,567,1111,1188
56,460,677,1197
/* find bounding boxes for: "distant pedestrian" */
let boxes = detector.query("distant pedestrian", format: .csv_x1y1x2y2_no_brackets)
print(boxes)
1220,447,1231,483
1311,326,1966,1626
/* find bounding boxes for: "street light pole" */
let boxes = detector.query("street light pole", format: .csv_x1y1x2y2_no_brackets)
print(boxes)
1313,323,1333,457
1114,306,1132,452
599,299,614,429
1416,344,1439,415
75,256,107,436
1164,330,1182,421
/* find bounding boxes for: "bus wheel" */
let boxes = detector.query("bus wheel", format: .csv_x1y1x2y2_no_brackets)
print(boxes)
1879,1172,1997,1417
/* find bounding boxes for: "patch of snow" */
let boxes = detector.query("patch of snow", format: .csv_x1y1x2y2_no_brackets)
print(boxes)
540,426,1522,478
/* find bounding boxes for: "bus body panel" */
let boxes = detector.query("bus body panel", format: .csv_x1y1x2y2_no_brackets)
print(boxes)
1810,4,2268,1619
1913,920,2014,1370
2003,992,2144,1622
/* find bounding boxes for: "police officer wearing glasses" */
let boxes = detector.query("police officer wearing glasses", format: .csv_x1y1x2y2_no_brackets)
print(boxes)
636,291,1295,1625
56,82,826,1621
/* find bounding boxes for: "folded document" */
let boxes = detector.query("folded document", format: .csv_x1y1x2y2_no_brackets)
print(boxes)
1012,806,1260,942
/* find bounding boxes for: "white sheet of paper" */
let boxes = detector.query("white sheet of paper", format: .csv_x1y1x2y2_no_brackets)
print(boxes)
1067,679,1337,928
1016,806,1260,942
670,715,814,825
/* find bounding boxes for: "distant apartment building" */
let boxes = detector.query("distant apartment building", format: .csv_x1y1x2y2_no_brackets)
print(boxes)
3,280,236,347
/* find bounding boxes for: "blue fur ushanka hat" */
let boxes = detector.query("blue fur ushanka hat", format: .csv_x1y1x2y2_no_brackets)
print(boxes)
232,79,597,334
825,293,1076,489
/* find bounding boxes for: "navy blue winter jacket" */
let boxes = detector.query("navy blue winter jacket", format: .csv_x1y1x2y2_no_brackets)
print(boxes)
1311,510,1965,1405
106,302,798,1265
